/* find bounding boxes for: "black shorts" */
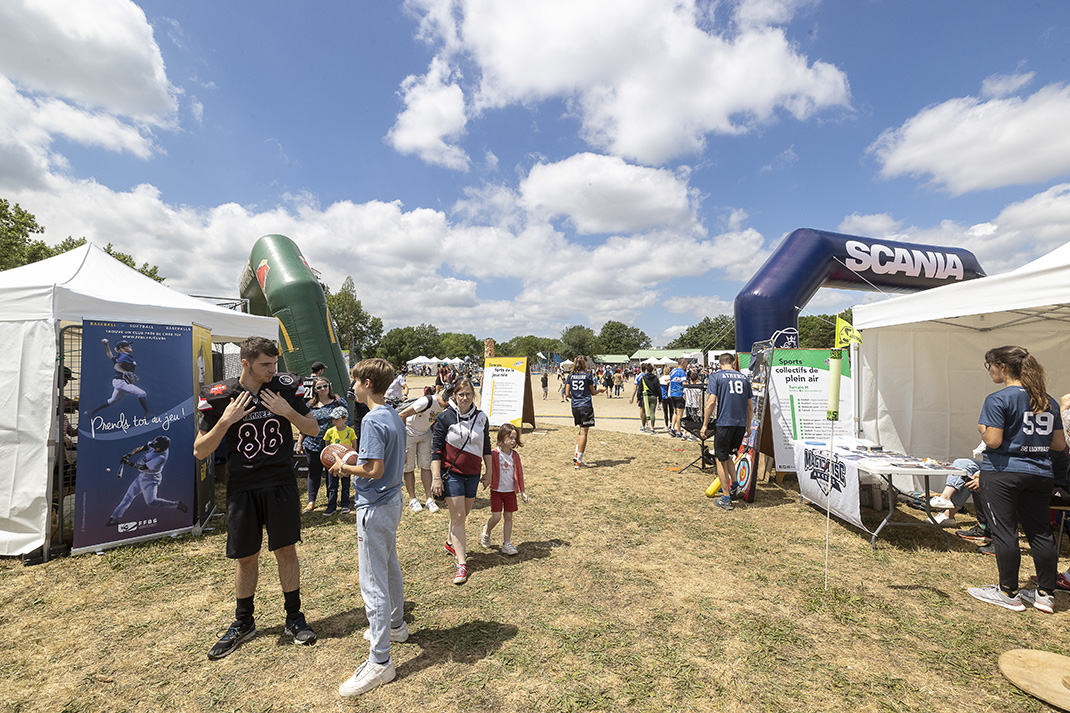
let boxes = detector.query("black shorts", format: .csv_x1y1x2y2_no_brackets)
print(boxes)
714,425,746,462
572,405,595,427
670,396,685,410
225,482,302,559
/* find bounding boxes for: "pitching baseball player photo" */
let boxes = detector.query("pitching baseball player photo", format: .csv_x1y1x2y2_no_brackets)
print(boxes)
105,436,188,527
86,338,153,417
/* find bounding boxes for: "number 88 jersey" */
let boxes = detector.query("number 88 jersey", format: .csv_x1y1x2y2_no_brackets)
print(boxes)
198,373,311,494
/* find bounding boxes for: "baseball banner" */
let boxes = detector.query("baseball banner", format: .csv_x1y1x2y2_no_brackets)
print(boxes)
73,321,196,553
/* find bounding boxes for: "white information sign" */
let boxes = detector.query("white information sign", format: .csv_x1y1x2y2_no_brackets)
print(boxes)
483,357,529,427
768,350,854,472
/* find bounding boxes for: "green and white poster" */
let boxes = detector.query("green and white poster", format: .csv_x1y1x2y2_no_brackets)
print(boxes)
766,349,853,472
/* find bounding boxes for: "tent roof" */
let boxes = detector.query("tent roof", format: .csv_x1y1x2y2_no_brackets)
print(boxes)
0,243,275,341
854,240,1070,331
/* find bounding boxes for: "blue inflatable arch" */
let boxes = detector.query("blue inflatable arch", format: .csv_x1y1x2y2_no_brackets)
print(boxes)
733,228,986,352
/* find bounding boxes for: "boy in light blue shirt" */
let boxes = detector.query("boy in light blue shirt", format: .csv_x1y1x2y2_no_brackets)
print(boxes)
330,358,407,698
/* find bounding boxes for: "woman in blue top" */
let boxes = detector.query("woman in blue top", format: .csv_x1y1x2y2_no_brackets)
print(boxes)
968,346,1065,614
296,377,349,514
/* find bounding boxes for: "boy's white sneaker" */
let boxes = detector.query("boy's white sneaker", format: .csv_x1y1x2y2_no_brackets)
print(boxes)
362,621,410,643
409,498,422,512
339,659,395,697
425,497,440,513
501,541,518,556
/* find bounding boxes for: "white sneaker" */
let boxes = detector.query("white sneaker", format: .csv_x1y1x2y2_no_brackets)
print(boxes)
362,621,410,642
932,512,957,527
967,584,1026,611
339,659,396,697
409,498,422,512
425,498,440,513
501,541,518,556
1020,588,1055,614
480,530,492,548
930,495,955,509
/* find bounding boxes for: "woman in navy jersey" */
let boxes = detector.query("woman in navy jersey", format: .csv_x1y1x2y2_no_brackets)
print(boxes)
967,346,1066,613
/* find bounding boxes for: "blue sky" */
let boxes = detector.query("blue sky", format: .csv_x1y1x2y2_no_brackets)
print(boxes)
2,1,1070,344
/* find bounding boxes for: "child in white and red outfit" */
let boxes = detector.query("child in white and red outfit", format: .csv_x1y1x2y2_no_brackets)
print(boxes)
480,423,529,555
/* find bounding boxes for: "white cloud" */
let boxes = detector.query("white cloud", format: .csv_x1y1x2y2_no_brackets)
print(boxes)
7,164,775,339
733,0,816,29
659,324,690,343
386,56,470,170
0,0,177,119
661,295,734,317
519,153,699,234
0,1,179,192
837,212,904,237
981,71,1034,98
869,82,1070,194
832,185,1070,277
395,0,850,166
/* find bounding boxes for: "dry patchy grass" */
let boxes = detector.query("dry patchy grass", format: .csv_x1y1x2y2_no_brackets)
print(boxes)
1,423,1067,712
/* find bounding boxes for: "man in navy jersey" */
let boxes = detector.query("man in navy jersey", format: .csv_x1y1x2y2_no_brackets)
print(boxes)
195,337,320,660
565,355,603,468
700,353,753,511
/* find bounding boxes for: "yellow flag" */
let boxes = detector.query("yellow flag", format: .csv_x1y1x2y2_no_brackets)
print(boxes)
835,317,862,348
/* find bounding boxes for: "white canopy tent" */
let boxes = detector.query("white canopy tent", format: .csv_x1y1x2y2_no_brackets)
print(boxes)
0,244,277,556
854,241,1070,462
406,355,433,365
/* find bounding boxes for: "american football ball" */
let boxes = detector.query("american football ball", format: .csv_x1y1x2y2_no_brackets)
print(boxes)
320,443,358,468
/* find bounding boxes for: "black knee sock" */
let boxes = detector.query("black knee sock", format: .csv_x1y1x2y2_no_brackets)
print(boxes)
235,595,254,625
283,588,302,622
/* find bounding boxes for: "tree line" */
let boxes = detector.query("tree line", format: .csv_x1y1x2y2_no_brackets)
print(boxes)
3,198,853,367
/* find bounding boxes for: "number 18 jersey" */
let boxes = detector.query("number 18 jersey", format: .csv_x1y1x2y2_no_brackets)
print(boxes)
707,369,752,427
198,373,310,494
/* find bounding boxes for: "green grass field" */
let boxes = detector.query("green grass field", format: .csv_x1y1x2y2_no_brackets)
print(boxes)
1,422,1066,712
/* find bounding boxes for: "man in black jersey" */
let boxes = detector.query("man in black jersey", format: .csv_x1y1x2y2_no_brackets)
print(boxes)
195,337,320,660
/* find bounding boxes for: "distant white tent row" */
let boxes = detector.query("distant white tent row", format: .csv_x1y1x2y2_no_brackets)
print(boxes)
405,355,465,366
641,356,678,365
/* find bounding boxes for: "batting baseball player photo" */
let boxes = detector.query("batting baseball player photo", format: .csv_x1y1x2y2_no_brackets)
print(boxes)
86,338,153,417
105,436,187,527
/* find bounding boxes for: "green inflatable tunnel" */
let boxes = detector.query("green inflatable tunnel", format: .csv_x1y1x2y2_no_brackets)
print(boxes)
239,234,351,396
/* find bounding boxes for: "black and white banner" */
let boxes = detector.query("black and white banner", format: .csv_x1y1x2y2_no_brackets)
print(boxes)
794,441,872,534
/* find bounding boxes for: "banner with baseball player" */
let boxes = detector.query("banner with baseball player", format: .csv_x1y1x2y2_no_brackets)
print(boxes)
74,320,196,553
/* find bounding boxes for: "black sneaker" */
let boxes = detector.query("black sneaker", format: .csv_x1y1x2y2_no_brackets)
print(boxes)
284,614,317,646
955,524,992,543
977,542,996,556
207,619,256,660
177,501,188,513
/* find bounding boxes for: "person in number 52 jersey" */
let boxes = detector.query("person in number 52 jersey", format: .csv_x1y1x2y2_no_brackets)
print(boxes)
195,337,321,660
967,345,1066,614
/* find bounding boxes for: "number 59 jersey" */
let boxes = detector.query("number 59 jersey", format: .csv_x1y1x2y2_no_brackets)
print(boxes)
198,373,311,494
